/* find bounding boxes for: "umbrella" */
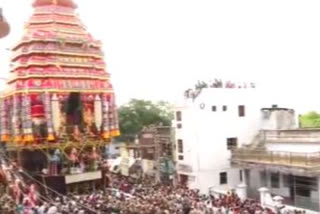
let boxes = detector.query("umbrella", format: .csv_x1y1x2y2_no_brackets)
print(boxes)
0,8,10,38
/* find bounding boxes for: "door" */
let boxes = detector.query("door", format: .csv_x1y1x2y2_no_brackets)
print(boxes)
179,174,188,186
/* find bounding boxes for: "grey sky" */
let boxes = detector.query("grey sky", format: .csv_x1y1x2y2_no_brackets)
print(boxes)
0,0,320,113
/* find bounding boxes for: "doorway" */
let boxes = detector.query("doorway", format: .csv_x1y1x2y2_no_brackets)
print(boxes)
65,92,83,133
179,174,188,186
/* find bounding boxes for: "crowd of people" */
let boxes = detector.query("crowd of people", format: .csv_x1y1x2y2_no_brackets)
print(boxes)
0,171,309,214
0,150,309,214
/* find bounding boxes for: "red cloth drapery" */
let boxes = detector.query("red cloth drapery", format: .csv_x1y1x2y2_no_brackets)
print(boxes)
30,94,45,118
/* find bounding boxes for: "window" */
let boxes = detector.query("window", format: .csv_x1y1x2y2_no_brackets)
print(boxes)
295,176,317,197
178,155,184,160
143,133,153,138
223,106,227,111
296,188,311,197
177,139,184,153
188,176,196,182
240,170,243,182
220,172,228,185
260,171,267,187
245,170,251,186
283,174,289,188
271,172,280,188
212,106,217,112
177,123,182,129
262,110,270,119
227,138,238,150
238,105,245,117
176,111,182,121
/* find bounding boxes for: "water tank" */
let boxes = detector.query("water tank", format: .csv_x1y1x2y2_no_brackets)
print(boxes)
260,107,297,130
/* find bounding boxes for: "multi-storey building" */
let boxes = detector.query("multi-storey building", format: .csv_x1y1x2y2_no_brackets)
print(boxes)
126,125,175,183
173,82,276,194
232,108,320,212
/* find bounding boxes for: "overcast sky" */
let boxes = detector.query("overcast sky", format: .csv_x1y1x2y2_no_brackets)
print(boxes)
1,0,320,113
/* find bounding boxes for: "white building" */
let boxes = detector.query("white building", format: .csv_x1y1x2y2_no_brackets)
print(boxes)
173,85,277,194
107,141,124,158
232,108,320,212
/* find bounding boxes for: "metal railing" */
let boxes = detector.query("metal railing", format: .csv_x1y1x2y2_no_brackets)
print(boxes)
294,196,320,212
232,148,320,168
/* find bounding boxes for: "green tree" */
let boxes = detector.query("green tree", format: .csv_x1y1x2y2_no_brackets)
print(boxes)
300,111,320,128
118,99,173,141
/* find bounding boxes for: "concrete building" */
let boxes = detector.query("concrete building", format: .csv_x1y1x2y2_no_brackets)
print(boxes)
232,108,320,212
106,141,123,159
173,83,275,194
125,125,175,183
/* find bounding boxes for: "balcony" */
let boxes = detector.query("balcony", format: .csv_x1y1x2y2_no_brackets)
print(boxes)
65,171,102,184
231,149,320,170
231,129,320,172
261,129,320,144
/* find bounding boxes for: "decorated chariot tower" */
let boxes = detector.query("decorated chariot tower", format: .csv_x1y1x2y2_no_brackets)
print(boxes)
0,0,120,189
1,0,120,145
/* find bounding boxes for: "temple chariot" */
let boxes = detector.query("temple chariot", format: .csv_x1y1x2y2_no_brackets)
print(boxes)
0,0,120,195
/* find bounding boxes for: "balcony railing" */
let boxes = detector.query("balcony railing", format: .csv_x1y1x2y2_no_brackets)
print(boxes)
65,171,102,184
261,129,320,144
232,148,320,168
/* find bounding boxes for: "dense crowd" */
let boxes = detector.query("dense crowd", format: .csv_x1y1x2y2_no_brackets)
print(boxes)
0,172,308,214
0,151,308,214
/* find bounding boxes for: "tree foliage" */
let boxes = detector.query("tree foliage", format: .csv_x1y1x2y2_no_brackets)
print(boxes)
117,99,173,141
300,111,320,128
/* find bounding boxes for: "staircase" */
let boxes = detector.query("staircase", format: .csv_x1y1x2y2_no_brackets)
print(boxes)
242,132,266,151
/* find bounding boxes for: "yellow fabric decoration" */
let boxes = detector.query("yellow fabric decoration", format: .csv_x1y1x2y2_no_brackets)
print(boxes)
111,130,121,137
24,135,34,143
47,134,55,141
1,135,9,142
102,132,110,139
14,135,22,143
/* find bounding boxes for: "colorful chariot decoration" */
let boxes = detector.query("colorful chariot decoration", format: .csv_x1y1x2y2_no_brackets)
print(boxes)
1,0,120,146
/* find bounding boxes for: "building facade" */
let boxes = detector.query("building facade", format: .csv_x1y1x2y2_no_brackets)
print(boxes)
232,108,320,212
125,125,175,183
106,141,124,159
173,85,275,194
